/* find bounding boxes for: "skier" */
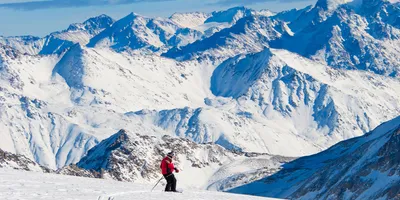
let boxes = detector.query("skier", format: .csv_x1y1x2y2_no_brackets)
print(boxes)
160,151,180,192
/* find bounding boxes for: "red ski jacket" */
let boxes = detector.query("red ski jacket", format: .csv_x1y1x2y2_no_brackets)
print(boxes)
160,156,175,175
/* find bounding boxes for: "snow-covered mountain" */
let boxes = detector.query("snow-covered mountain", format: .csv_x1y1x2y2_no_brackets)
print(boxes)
87,13,205,52
0,14,114,55
271,6,313,23
163,14,282,61
164,0,400,77
170,12,212,29
39,14,114,55
87,7,280,53
271,0,400,77
0,44,101,169
231,115,400,200
1,39,398,171
205,6,254,24
210,48,399,151
0,36,43,55
59,129,292,190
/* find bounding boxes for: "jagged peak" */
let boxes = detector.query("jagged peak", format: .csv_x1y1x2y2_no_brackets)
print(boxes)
65,14,114,33
206,6,254,23
86,14,113,21
228,13,275,31
74,129,136,171
169,11,210,18
113,12,147,26
126,12,144,19
255,9,276,17
83,14,114,26
108,129,130,145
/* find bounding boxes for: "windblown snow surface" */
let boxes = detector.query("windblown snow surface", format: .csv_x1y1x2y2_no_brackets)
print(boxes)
0,169,280,200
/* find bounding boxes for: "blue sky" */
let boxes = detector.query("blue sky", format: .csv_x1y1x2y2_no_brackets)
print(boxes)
0,0,315,37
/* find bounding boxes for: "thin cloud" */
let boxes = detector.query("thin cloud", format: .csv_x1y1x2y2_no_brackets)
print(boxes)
0,0,172,10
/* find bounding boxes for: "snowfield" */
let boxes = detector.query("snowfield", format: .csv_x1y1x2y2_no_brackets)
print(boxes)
0,169,280,200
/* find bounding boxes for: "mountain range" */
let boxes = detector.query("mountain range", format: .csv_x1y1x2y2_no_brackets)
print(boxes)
0,0,399,199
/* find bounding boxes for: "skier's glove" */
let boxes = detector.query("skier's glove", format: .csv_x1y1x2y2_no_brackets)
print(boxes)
175,168,180,173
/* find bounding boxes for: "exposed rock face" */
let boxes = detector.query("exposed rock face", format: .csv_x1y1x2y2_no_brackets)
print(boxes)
75,129,243,181
0,149,48,172
57,164,101,178
60,129,293,190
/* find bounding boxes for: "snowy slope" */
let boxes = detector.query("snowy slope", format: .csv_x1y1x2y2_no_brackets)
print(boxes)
231,115,400,200
0,44,211,169
0,45,102,169
124,105,324,156
0,169,280,200
51,45,209,111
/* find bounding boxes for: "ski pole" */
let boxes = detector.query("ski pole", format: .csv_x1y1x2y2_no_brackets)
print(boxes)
150,177,164,192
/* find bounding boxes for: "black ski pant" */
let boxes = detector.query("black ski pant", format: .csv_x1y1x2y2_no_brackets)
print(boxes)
163,173,177,192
